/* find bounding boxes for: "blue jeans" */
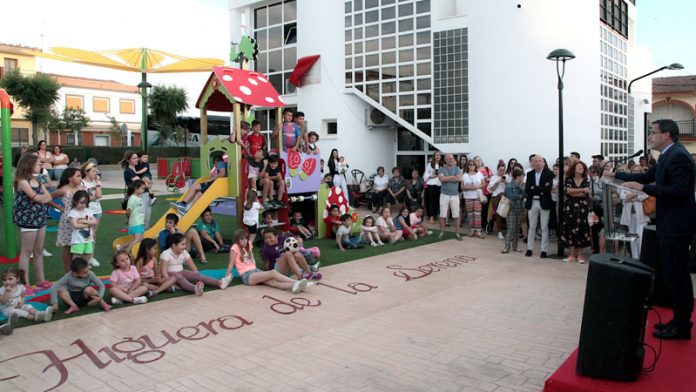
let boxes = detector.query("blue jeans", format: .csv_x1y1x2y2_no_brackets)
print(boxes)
341,236,363,249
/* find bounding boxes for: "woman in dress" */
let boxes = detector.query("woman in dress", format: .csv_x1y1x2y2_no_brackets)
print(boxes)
423,151,443,224
560,161,592,263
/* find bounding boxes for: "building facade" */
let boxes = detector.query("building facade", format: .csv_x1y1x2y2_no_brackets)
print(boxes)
49,74,142,147
0,43,39,146
650,75,696,152
229,0,650,175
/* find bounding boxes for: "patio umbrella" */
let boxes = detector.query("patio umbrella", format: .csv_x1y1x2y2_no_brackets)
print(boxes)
22,47,225,149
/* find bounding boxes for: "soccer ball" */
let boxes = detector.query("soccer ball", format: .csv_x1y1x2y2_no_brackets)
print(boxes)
283,236,300,253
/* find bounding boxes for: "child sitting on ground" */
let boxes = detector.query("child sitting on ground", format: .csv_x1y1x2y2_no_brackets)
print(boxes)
408,206,430,238
109,250,148,305
393,207,418,240
171,155,227,212
1,268,53,324
323,204,342,239
158,213,209,263
135,238,176,296
160,233,232,296
225,229,309,293
255,210,277,247
290,211,314,239
361,215,384,247
376,207,404,244
261,155,286,209
336,214,363,250
50,257,111,314
261,228,321,280
198,208,229,254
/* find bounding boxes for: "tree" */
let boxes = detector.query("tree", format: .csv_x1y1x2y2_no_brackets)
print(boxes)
61,108,90,145
106,115,127,146
0,70,60,144
148,84,188,145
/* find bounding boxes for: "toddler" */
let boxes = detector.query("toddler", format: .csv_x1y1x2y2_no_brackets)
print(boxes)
336,214,363,250
1,268,53,323
361,216,384,246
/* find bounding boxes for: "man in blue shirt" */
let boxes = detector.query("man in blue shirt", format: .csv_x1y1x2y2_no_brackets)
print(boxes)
438,153,463,241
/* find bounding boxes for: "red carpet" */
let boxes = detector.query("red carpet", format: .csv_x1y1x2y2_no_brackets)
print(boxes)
545,302,696,392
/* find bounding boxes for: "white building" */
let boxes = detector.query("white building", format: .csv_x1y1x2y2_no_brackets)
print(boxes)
229,0,650,175
49,74,142,147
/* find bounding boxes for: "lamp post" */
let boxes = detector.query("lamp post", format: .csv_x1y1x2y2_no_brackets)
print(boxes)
627,63,684,153
138,78,152,152
547,48,575,258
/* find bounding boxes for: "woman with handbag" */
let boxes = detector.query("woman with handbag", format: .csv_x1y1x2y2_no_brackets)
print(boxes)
13,154,54,294
487,164,507,240
462,160,485,238
502,169,526,253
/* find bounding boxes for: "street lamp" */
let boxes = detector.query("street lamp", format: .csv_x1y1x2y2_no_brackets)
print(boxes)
627,63,684,153
137,80,153,152
547,48,575,258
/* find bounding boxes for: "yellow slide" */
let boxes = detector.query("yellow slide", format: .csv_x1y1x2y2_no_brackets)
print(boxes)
112,177,230,254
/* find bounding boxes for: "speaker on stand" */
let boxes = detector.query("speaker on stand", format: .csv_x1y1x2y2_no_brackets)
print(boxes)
639,225,672,307
576,254,654,381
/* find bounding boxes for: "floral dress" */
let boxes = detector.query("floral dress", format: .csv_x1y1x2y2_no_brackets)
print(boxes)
561,178,592,248
56,189,76,247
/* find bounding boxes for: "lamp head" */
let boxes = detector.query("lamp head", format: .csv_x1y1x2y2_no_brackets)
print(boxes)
546,49,576,62
137,81,153,89
667,63,684,70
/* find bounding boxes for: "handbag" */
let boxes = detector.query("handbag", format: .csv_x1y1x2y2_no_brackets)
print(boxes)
642,196,656,215
496,195,510,218
478,189,488,204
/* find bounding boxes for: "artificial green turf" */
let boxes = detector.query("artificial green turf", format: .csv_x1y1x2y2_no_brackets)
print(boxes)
1,197,452,328
100,187,127,195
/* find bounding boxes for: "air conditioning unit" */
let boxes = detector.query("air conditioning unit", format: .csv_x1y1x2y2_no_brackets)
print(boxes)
366,108,394,128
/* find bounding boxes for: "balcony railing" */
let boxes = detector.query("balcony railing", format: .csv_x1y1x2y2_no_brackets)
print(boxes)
676,120,696,137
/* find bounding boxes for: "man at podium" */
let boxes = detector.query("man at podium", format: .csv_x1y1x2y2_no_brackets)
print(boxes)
605,119,696,340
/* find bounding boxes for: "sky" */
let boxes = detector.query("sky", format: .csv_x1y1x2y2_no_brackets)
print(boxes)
1,0,230,116
636,0,696,76
1,0,694,116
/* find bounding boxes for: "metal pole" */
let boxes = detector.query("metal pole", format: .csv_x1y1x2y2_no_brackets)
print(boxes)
140,71,148,152
0,90,17,259
557,69,565,258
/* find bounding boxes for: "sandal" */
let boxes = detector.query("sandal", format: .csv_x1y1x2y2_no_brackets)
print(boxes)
562,257,576,263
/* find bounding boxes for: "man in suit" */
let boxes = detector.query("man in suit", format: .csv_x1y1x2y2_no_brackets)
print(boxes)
525,154,554,258
608,119,696,340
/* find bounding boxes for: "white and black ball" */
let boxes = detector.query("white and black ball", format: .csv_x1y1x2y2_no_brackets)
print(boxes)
283,236,300,253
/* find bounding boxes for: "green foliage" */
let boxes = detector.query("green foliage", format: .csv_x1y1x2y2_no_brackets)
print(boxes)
148,84,189,145
0,70,60,141
230,35,259,65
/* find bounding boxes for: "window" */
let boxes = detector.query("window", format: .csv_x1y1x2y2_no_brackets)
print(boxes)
325,120,338,136
600,0,628,39
94,135,110,146
119,99,135,114
65,95,83,110
253,0,298,95
93,97,110,113
66,133,81,146
11,127,29,146
3,58,18,72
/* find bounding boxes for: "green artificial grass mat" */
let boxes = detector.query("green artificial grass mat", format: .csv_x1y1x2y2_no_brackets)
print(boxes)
0,196,452,328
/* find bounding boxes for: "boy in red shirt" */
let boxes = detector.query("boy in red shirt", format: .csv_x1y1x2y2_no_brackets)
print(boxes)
247,120,267,156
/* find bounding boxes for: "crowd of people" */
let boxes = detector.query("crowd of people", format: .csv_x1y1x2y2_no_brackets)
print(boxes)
0,110,672,337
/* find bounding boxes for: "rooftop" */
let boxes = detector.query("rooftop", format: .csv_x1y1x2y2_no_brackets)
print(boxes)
45,73,139,94
653,75,696,94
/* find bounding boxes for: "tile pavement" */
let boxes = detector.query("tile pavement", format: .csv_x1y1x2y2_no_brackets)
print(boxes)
0,236,596,391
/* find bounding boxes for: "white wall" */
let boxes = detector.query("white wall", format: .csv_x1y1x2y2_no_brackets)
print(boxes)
436,0,601,167
57,86,141,126
298,0,396,175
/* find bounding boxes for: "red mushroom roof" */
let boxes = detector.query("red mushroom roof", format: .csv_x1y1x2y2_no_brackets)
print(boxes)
196,66,285,110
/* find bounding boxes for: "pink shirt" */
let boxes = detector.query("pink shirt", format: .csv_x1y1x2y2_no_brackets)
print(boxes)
232,243,258,275
109,265,140,291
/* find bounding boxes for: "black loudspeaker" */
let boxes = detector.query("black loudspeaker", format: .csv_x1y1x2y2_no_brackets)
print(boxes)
576,254,654,381
639,225,672,307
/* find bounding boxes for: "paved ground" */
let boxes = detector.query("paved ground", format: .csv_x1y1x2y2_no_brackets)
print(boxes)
0,236,591,392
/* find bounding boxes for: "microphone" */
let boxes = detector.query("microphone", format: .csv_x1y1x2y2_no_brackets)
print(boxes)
600,150,644,177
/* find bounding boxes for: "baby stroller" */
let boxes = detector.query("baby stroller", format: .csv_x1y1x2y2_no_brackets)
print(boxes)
350,169,368,207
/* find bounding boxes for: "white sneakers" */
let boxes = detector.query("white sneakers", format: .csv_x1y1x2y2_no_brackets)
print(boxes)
292,279,308,294
89,258,100,267
133,296,148,305
498,232,505,240
111,298,123,305
220,274,233,290
194,282,205,296
35,307,53,322
42,249,53,257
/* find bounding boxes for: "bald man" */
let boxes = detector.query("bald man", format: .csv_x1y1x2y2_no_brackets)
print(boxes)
438,153,463,240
